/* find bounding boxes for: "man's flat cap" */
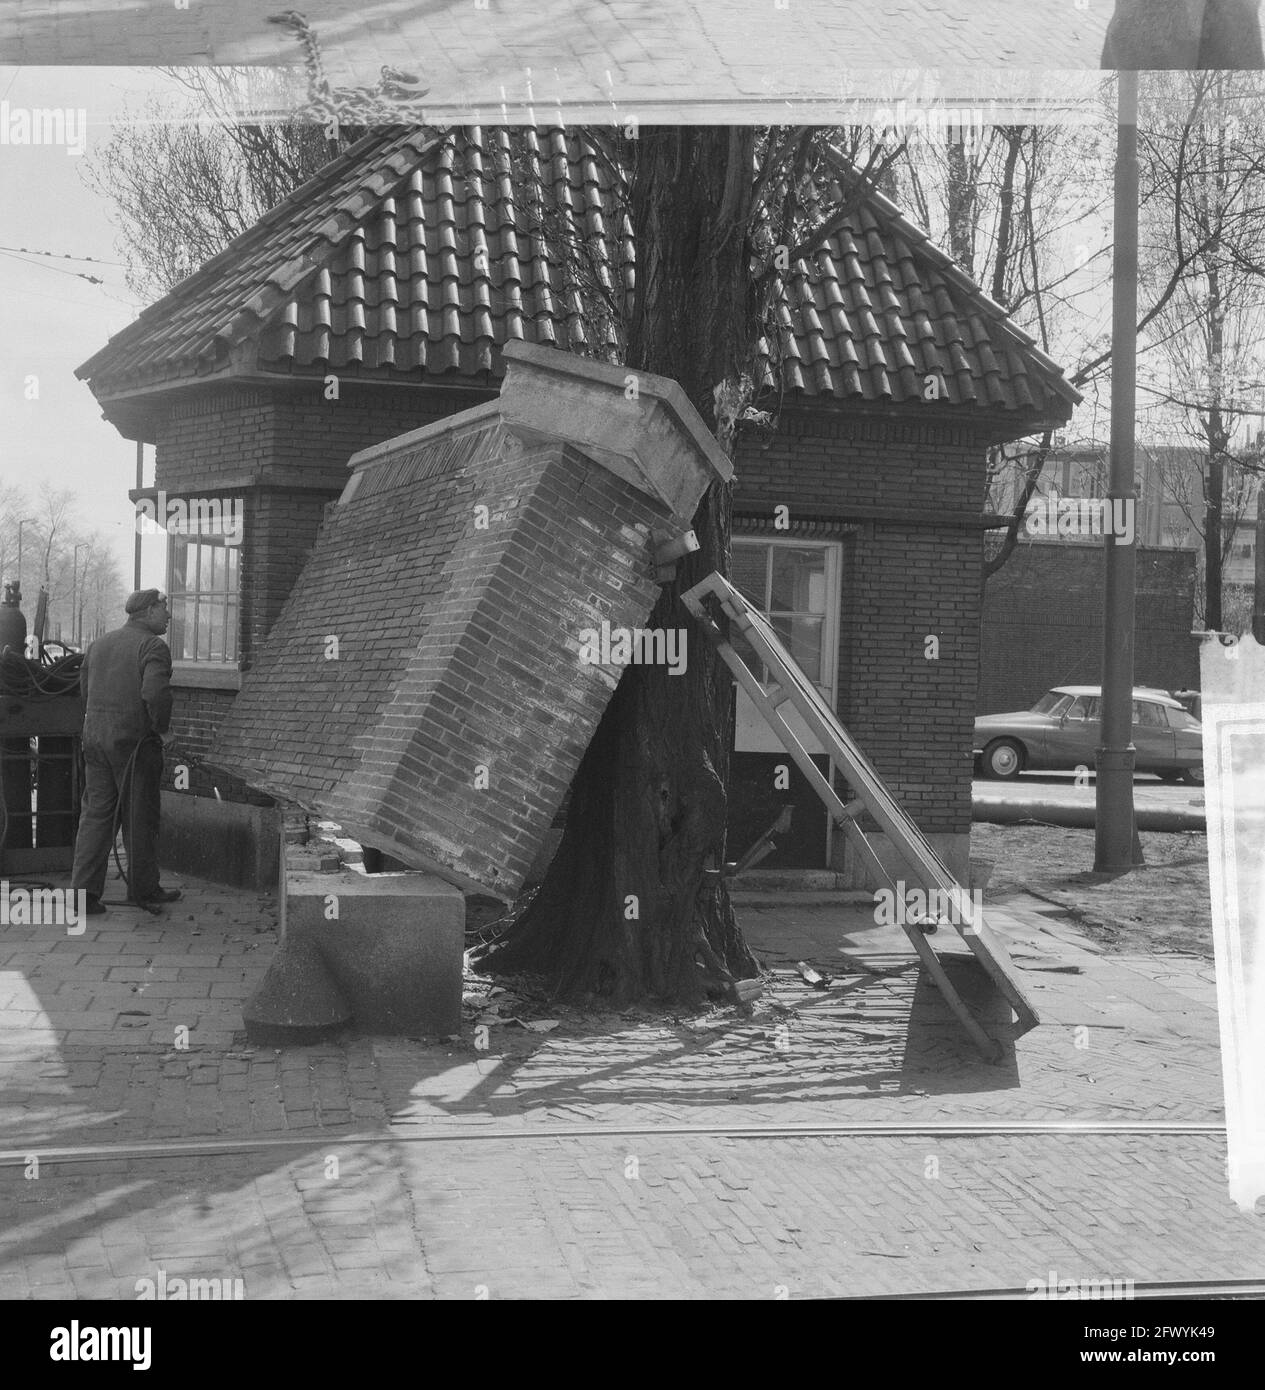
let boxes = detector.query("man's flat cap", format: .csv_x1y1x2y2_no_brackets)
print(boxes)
125,588,162,614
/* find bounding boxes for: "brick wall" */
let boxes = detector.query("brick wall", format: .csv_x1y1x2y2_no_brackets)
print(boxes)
733,411,985,516
979,542,1199,713
166,686,272,805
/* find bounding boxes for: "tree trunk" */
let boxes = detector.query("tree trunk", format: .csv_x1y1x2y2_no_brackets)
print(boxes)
483,128,764,1004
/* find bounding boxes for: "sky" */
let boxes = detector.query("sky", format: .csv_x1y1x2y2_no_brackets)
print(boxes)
0,66,189,599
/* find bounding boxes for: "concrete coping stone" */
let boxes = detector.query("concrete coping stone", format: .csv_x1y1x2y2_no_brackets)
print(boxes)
286,868,463,900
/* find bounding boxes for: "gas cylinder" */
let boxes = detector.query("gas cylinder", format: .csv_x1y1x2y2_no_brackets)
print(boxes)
0,581,27,655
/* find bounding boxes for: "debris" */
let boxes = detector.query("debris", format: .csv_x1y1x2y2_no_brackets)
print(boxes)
729,977,764,1004
514,1018,560,1033
796,961,830,989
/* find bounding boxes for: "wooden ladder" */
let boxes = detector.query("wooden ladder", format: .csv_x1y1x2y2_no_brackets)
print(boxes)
683,570,1039,1062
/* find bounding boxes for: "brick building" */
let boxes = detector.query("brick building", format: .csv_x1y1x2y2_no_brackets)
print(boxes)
76,126,1079,887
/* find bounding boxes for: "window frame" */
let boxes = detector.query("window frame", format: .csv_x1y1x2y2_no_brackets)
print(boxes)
730,536,842,707
164,500,244,669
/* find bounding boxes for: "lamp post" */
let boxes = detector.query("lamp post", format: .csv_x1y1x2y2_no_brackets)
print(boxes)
16,517,35,599
1095,67,1144,872
72,543,87,648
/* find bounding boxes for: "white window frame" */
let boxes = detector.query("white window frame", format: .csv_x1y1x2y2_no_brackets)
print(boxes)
730,536,843,864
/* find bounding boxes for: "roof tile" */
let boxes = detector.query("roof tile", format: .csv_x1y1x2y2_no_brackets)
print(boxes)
78,127,1080,423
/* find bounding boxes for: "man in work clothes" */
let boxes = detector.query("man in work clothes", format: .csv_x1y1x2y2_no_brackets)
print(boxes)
70,589,182,914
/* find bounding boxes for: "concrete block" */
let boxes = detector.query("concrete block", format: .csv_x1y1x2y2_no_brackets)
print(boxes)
284,868,464,1035
243,932,352,1047
161,793,280,891
497,339,732,514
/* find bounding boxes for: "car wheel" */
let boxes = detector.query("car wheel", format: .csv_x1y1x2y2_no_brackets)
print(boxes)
983,738,1024,779
1180,765,1204,786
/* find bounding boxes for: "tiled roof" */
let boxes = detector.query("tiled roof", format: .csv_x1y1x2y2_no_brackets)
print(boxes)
78,126,1079,422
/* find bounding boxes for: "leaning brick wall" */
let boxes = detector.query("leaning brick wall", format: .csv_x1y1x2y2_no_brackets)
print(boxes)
979,543,1200,713
336,437,670,895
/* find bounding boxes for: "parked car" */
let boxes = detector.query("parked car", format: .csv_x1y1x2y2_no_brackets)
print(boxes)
973,685,1203,784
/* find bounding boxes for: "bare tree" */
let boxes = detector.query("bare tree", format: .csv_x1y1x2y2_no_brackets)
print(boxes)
1137,70,1265,629
81,71,355,301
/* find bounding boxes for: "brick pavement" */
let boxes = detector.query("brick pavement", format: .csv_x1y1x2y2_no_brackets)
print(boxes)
1,1132,1259,1298
0,2,1111,116
2,869,1263,1297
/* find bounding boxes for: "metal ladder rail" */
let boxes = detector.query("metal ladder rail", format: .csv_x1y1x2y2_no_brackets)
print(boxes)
685,584,1006,1060
686,571,1039,1034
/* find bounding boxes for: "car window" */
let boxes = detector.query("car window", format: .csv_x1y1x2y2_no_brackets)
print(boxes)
1032,692,1066,714
1066,696,1094,720
1168,708,1201,731
1134,700,1169,728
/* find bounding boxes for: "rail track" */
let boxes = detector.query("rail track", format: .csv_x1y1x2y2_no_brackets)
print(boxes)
0,1116,1230,1167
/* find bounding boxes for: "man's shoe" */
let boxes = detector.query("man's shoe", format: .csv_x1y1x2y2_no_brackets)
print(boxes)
128,887,182,907
84,895,107,916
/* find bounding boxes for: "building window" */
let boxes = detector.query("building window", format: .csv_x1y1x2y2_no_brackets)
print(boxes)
730,539,838,697
169,531,240,664
729,538,842,762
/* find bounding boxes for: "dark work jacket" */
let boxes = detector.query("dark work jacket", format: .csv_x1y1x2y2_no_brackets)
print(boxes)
80,618,173,753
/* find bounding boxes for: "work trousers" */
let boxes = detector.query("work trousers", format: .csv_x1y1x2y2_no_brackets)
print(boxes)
70,736,163,902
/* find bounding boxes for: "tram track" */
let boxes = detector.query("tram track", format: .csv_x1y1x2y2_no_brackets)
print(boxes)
0,1116,1229,1167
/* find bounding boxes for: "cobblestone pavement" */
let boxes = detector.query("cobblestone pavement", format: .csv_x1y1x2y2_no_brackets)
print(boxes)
2,868,1262,1297
0,2,1111,117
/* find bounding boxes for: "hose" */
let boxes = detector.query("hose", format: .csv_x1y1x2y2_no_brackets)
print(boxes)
0,648,83,700
104,732,164,915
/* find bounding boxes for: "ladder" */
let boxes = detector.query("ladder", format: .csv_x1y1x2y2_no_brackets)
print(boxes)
683,571,1039,1061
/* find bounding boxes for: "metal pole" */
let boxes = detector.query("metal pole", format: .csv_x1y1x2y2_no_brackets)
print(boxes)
1255,480,1265,645
1095,68,1143,872
134,440,144,591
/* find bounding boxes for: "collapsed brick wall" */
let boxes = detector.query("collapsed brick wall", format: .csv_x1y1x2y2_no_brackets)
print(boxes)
979,543,1199,713
210,412,674,897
